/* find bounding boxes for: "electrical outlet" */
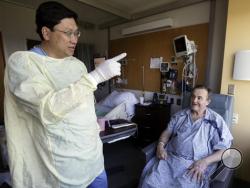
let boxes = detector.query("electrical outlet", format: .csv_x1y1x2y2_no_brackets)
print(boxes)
232,113,239,125
228,84,235,95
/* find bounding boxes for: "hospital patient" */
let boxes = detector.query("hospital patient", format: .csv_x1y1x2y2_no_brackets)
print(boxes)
139,85,233,188
4,1,126,188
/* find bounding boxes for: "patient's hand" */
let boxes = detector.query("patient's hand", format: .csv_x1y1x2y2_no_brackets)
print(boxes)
156,144,168,160
186,159,208,183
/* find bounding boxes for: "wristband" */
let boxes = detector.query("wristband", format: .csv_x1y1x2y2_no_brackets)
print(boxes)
158,141,165,146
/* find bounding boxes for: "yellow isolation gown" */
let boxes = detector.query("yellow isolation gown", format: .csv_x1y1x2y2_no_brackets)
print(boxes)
4,51,104,188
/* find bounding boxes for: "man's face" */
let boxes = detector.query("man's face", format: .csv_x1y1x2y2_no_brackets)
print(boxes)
43,18,79,58
190,88,210,114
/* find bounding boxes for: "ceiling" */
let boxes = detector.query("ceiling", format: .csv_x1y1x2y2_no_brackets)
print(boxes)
2,0,207,29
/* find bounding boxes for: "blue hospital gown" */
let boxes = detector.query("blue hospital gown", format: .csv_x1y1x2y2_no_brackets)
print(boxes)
139,108,233,188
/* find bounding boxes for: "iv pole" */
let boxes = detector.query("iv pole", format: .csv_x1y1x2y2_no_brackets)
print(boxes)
181,49,197,103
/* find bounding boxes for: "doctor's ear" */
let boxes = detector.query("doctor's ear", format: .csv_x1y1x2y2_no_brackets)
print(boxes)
41,26,51,41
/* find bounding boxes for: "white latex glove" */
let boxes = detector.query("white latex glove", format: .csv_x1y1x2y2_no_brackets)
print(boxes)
89,53,127,84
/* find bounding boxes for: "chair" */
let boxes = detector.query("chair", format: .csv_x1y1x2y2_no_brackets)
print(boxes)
141,93,234,188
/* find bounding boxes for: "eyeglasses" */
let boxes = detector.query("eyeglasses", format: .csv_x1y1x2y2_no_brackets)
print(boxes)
53,29,81,38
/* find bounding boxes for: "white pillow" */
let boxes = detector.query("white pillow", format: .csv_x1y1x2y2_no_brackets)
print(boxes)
100,91,139,117
112,92,138,105
112,92,139,116
100,90,120,107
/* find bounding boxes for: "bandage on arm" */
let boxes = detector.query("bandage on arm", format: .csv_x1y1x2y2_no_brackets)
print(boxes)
89,53,127,84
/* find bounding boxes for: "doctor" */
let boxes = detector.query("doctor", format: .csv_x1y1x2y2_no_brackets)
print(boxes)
4,1,126,188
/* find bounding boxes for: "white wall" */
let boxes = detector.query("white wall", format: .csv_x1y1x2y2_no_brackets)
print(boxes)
0,1,108,61
0,1,36,59
110,1,210,40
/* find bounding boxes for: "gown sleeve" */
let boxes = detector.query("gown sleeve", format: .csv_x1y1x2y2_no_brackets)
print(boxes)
167,110,187,135
210,114,233,150
6,51,97,125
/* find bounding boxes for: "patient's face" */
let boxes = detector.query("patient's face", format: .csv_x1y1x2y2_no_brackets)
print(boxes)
190,88,210,114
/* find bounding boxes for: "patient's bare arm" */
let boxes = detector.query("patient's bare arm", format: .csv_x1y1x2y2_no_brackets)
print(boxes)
156,130,171,160
187,149,225,182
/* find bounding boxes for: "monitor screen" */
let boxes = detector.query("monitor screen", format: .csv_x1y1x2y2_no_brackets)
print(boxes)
160,62,169,72
173,35,188,57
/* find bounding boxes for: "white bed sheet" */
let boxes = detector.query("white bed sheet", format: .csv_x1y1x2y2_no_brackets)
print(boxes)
95,102,128,120
95,91,139,120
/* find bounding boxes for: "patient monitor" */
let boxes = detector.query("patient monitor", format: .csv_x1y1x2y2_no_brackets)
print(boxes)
173,35,197,57
173,35,197,96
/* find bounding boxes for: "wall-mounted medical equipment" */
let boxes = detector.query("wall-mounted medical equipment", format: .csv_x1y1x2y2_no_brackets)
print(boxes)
172,35,197,99
161,68,178,94
160,62,169,72
152,93,168,105
173,35,197,57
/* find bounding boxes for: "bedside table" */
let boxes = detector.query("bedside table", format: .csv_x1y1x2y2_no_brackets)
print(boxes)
132,103,171,146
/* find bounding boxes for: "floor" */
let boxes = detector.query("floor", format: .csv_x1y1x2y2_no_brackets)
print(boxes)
1,137,250,188
104,137,250,188
0,137,145,188
104,137,145,188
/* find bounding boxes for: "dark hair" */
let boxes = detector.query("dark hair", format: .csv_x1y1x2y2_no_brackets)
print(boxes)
36,1,78,40
191,85,212,100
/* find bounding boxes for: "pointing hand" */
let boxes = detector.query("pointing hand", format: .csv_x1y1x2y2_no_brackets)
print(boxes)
90,53,127,84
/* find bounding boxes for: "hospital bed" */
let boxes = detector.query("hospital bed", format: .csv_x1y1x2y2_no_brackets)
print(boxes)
95,90,139,121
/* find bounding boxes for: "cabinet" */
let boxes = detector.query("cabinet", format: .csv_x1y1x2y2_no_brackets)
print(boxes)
132,103,171,146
